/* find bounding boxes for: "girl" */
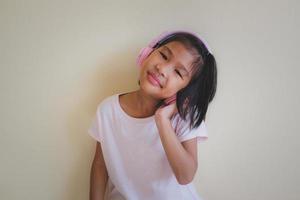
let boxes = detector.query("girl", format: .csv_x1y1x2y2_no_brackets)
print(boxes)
88,30,217,200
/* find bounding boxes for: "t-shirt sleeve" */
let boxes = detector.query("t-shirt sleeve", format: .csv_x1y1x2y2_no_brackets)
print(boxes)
175,118,208,143
87,104,104,143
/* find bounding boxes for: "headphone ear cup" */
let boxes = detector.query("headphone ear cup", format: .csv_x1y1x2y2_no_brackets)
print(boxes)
136,47,154,68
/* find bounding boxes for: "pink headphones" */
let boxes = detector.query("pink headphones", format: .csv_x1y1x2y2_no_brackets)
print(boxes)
136,30,213,68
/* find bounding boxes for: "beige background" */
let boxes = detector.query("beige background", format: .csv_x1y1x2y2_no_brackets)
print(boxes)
1,0,299,199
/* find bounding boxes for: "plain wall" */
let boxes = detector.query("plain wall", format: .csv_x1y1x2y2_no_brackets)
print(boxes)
1,0,299,199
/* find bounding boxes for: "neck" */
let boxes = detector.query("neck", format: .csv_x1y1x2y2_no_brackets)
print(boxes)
134,89,162,117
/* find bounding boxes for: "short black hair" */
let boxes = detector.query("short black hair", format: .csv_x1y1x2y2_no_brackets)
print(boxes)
155,32,218,130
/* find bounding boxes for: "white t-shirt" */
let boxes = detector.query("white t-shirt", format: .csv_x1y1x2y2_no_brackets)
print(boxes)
88,93,208,200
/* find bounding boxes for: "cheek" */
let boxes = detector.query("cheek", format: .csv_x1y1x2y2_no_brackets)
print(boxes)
164,81,182,93
169,77,186,87
138,64,148,79
182,80,190,89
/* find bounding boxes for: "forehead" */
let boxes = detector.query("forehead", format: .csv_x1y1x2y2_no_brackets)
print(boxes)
162,41,198,72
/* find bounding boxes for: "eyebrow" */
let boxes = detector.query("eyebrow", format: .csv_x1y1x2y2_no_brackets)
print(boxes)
162,45,190,77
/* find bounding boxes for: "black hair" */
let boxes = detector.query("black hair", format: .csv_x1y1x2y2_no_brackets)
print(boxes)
154,32,217,130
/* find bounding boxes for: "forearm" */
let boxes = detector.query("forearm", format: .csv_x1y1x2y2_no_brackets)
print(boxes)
155,117,197,184
90,161,108,200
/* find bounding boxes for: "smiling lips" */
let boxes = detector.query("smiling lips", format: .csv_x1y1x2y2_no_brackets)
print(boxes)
147,72,162,88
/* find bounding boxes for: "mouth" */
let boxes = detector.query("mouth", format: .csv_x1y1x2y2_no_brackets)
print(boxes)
147,71,162,88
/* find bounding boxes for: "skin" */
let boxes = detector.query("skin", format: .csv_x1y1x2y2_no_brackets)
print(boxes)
119,41,201,184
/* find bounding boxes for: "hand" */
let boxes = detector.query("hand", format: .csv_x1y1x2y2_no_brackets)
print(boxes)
154,99,178,121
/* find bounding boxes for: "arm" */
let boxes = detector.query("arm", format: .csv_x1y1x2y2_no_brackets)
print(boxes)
155,116,198,185
90,142,108,200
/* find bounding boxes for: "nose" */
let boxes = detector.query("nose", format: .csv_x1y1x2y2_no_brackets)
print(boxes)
156,63,173,78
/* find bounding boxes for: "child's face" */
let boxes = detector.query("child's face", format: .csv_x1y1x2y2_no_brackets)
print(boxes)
139,41,198,100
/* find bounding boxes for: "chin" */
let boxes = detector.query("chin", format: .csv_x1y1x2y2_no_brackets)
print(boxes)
140,82,163,98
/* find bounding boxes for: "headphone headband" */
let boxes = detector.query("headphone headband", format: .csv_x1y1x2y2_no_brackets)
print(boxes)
149,30,213,54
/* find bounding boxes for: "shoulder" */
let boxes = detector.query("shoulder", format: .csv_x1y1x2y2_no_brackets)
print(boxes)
172,112,206,129
171,113,208,142
96,93,118,114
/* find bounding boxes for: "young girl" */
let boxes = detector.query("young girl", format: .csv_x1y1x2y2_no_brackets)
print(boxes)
88,30,217,200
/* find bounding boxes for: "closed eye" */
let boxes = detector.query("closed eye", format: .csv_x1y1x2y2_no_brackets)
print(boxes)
159,52,167,60
175,69,183,78
159,51,183,79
